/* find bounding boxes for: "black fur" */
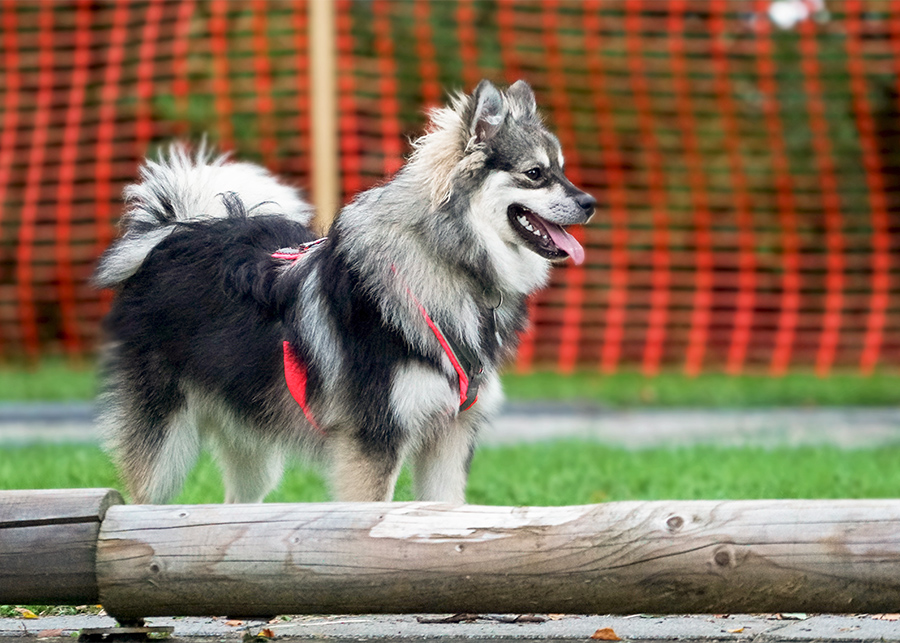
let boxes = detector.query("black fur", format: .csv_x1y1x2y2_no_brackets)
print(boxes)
104,207,316,429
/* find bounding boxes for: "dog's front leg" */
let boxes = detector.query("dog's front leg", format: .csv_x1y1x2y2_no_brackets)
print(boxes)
412,423,477,504
412,371,503,504
328,431,404,502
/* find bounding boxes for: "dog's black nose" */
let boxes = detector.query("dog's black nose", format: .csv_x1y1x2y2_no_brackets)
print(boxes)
576,192,597,215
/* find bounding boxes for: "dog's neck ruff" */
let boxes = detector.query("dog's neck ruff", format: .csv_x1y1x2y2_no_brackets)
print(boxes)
274,240,482,429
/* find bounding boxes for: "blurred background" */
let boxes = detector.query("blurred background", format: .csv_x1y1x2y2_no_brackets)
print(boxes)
2,0,900,508
0,0,899,378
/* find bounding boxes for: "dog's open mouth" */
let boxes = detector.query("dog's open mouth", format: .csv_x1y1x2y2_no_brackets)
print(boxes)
507,204,585,265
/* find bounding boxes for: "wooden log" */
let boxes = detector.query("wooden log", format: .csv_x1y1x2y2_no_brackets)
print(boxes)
0,488,123,604
97,499,900,619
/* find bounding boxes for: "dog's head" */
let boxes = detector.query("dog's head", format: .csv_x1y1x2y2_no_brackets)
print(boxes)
464,80,595,266
412,80,595,270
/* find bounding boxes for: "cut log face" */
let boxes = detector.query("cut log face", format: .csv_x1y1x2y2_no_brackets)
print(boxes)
0,488,124,604
96,500,900,619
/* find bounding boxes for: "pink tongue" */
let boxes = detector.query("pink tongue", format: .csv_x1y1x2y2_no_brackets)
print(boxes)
545,222,585,265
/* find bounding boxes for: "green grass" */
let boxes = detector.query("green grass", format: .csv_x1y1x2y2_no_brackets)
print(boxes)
2,360,900,406
4,442,900,505
502,371,900,407
0,605,102,618
0,359,97,402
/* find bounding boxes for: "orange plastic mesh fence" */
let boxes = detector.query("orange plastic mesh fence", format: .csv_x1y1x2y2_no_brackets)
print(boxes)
0,0,898,374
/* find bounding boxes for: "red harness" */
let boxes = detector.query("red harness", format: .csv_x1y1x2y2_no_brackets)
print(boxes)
274,241,480,432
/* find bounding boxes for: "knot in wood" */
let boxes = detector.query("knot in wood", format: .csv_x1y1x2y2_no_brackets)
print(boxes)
713,548,733,568
666,515,684,532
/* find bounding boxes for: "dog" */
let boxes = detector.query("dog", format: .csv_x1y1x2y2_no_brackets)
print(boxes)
94,79,595,504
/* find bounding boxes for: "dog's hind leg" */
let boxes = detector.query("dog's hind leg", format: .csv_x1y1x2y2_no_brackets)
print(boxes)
209,427,286,503
328,432,404,502
99,374,200,504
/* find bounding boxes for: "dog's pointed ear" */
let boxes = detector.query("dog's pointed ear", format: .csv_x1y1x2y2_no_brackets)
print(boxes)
470,80,507,144
507,80,537,117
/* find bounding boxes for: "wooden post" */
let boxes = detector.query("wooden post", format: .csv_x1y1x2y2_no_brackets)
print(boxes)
97,500,900,619
0,488,123,604
309,0,339,232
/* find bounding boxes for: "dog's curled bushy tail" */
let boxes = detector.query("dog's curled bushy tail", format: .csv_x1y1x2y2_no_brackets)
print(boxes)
93,143,314,288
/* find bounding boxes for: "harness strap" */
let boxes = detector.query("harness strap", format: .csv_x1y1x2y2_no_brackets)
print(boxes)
282,341,325,435
391,265,483,411
276,239,328,433
272,237,327,261
276,242,482,430
413,300,482,412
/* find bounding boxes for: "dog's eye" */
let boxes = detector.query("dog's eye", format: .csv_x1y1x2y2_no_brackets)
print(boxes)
524,167,543,181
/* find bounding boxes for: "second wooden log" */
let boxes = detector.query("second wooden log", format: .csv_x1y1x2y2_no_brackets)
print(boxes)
0,488,123,604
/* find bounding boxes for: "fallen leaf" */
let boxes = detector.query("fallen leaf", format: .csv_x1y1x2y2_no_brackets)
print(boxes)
547,614,566,621
778,613,808,621
258,628,275,639
714,614,730,619
591,627,621,640
727,627,745,633
416,614,480,624
37,630,63,638
15,608,38,619
242,632,270,643
225,620,245,627
873,614,900,621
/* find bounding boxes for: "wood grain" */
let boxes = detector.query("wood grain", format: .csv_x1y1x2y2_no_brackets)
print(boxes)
96,500,900,618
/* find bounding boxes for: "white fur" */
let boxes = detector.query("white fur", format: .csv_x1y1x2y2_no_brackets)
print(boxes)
409,372,503,504
510,181,588,226
97,390,202,504
93,227,175,290
139,408,202,504
209,431,286,504
95,144,313,288
466,173,551,294
533,148,551,170
126,144,312,225
412,426,475,504
390,362,457,436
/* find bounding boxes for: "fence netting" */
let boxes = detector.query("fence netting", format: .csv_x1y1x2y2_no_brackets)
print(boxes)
0,0,898,375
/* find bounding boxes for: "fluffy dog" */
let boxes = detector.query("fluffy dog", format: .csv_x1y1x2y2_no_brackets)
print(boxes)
94,80,595,504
